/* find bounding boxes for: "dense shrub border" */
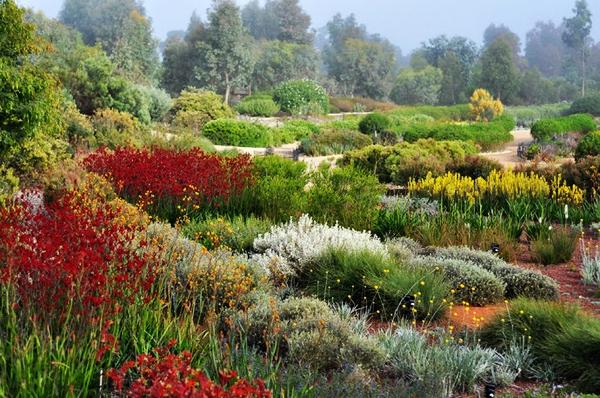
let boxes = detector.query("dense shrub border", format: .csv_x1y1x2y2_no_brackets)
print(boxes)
531,114,596,141
301,130,372,156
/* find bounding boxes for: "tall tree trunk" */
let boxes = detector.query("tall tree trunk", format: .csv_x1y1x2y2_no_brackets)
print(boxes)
224,72,231,105
582,46,586,97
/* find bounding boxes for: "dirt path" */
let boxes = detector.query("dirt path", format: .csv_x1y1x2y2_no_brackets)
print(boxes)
479,129,532,168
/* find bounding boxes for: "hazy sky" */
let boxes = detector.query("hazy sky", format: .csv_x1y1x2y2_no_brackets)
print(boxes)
17,0,600,52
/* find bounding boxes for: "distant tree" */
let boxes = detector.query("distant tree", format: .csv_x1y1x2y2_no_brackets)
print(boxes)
197,0,254,104
409,49,430,70
517,68,558,104
421,35,478,104
242,0,313,44
252,40,319,91
161,13,207,95
479,38,519,102
483,23,521,58
562,0,592,96
60,0,159,84
0,0,64,175
525,21,566,77
390,66,442,105
323,14,395,98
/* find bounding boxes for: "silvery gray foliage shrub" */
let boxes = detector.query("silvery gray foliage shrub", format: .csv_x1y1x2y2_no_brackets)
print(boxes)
421,246,559,301
253,214,388,277
380,195,439,217
385,237,422,262
408,256,506,306
378,326,499,397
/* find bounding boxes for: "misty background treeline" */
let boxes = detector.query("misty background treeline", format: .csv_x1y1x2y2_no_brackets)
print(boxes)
25,0,598,117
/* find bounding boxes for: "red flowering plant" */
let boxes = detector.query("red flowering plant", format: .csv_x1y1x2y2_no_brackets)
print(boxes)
0,187,155,327
83,148,254,222
106,340,272,398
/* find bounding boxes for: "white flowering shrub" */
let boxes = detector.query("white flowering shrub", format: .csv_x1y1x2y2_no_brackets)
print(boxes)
253,214,387,277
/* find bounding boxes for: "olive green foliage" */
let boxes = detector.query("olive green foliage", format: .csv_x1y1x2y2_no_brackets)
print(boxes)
203,119,290,147
235,95,280,117
448,155,503,179
306,165,384,231
329,96,396,113
340,140,478,184
575,130,600,159
172,89,234,132
568,94,600,116
91,108,146,149
531,114,596,141
481,299,600,393
387,104,471,121
306,249,450,321
358,113,391,135
301,130,372,156
0,0,67,177
390,66,443,105
399,115,515,150
273,79,329,115
0,165,19,206
532,227,578,265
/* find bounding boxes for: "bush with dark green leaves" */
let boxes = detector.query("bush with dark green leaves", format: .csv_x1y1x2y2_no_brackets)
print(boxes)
531,114,596,141
172,89,234,131
340,140,478,184
235,96,280,117
273,79,329,115
202,119,281,147
301,130,372,156
481,299,600,393
567,94,600,116
358,113,391,136
575,130,600,159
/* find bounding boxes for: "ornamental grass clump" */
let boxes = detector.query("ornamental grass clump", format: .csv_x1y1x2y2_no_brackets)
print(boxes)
481,299,600,393
581,240,600,286
532,227,578,265
305,248,450,321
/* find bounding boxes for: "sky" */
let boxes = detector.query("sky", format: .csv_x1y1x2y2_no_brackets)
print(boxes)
17,0,600,53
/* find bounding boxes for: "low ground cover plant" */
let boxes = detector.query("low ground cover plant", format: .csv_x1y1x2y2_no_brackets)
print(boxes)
300,129,372,156
203,119,293,147
235,95,280,117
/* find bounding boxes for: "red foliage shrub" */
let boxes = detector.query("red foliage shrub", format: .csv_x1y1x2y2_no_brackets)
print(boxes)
107,340,272,398
83,148,254,220
0,190,154,321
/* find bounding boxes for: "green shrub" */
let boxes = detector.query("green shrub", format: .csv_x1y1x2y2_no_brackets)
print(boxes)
400,116,515,150
447,155,503,179
273,79,329,115
481,299,600,393
568,94,600,116
408,256,506,306
532,227,577,265
306,249,450,321
329,96,397,113
358,113,391,136
0,166,18,206
202,119,277,147
306,165,384,231
235,97,280,117
91,108,146,149
136,85,172,122
277,119,320,140
560,155,600,195
321,117,361,131
172,89,234,131
340,140,478,184
531,114,596,141
423,246,559,301
301,130,372,156
575,131,600,159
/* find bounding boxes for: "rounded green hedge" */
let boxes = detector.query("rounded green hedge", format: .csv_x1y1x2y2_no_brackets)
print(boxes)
531,114,596,141
235,97,280,117
575,131,600,159
202,119,274,147
359,113,391,135
567,94,600,116
273,80,329,115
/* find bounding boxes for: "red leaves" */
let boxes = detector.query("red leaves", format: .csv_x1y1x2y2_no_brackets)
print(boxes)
0,190,154,322
83,148,254,217
107,341,272,398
